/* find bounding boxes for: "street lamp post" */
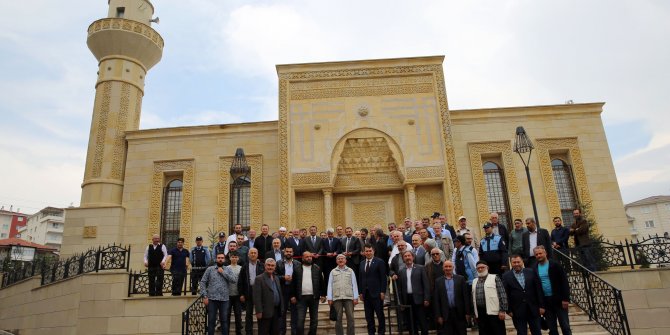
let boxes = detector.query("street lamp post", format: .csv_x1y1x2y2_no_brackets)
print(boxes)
513,126,540,228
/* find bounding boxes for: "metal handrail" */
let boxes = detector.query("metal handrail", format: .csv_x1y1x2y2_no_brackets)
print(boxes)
554,249,631,335
182,295,207,335
385,277,413,335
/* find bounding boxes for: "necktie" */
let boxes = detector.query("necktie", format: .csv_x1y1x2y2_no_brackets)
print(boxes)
312,236,316,245
366,260,371,272
346,238,350,252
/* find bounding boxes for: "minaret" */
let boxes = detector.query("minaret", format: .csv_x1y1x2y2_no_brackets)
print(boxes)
81,0,163,207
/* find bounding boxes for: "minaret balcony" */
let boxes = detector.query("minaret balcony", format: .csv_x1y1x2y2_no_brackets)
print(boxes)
87,18,163,70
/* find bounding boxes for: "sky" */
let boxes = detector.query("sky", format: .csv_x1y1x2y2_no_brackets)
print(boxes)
0,0,668,214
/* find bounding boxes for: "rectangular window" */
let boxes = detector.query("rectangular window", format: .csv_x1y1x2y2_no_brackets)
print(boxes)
644,220,655,228
1,224,8,230
52,223,59,228
116,7,125,18
0,233,6,238
18,217,24,222
641,206,652,214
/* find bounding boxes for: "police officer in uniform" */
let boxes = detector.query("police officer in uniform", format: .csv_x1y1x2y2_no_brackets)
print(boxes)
213,232,227,259
190,236,211,295
479,223,508,275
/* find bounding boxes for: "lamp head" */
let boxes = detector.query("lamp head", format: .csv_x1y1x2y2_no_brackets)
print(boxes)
513,126,534,154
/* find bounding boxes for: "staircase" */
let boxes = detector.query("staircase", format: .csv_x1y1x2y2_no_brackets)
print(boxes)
221,302,609,335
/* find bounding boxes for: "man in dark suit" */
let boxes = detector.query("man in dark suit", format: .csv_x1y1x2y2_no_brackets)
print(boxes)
359,244,387,335
239,248,264,335
533,246,571,335
322,228,342,281
285,228,304,259
522,217,552,268
502,254,545,335
394,250,430,335
303,225,322,269
372,229,389,265
433,260,471,335
255,224,273,261
254,258,285,335
265,238,284,262
490,212,510,244
276,246,301,335
342,227,362,278
292,251,326,335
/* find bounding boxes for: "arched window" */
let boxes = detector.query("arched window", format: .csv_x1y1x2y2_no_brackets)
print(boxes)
230,176,251,232
552,159,579,227
161,179,183,249
483,161,512,228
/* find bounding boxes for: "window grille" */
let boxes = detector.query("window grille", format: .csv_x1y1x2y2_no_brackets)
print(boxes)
483,161,512,228
551,159,579,228
230,176,251,233
160,179,183,249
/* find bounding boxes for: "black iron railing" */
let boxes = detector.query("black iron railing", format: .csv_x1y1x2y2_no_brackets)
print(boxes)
386,278,413,335
563,234,670,269
555,249,631,335
128,267,206,296
1,244,130,289
182,295,207,335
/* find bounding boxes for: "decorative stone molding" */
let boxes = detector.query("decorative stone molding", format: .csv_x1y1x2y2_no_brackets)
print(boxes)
278,64,463,227
111,83,131,180
406,184,417,220
406,166,446,180
218,155,263,233
335,172,402,188
295,192,325,230
323,189,333,230
292,172,330,186
148,160,194,246
88,18,164,50
536,138,593,227
86,81,111,180
416,185,445,219
468,141,523,227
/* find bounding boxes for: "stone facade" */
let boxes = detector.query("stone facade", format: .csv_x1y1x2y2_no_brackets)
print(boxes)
62,3,630,263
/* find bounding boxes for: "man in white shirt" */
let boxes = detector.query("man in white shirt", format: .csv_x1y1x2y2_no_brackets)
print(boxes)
225,223,248,254
144,234,168,296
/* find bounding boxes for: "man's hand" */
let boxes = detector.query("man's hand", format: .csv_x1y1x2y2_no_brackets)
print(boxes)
160,262,166,269
240,296,245,303
218,267,224,274
436,317,443,325
466,314,471,323
320,296,326,303
284,275,292,282
380,293,385,301
290,297,297,304
562,301,569,310
391,274,398,280
144,261,148,267
423,300,429,307
256,312,262,320
359,294,364,301
498,311,506,320
328,300,333,306
353,299,358,306
203,297,209,306
539,308,545,315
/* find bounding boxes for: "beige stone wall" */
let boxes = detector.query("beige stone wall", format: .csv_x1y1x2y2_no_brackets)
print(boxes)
61,206,125,257
0,271,191,335
122,122,279,264
451,103,629,241
599,268,670,335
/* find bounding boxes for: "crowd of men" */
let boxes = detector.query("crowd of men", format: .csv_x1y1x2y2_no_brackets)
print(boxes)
145,209,592,335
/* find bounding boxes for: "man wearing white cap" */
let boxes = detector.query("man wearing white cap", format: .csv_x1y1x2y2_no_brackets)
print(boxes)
456,216,479,249
278,226,288,249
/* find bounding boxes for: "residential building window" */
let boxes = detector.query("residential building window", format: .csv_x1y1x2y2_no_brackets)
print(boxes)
644,220,655,228
641,206,652,214
551,159,579,228
52,223,59,228
483,161,512,228
18,217,24,222
230,176,251,232
2,224,8,230
160,179,183,249
0,233,6,238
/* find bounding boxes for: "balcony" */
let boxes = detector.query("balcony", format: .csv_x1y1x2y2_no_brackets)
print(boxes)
87,18,163,70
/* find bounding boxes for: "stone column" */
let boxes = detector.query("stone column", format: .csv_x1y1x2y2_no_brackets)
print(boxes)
323,188,333,229
406,184,417,220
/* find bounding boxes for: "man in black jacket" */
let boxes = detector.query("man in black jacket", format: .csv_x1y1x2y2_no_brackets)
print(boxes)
359,244,387,335
292,251,325,335
239,248,264,335
394,250,430,335
433,260,470,335
502,254,545,335
276,246,301,335
255,224,273,261
522,217,552,268
533,246,571,335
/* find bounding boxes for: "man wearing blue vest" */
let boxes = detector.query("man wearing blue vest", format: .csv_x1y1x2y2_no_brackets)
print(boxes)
190,236,211,295
479,223,508,275
453,235,477,285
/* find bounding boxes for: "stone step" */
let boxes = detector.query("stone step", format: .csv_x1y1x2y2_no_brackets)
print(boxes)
223,303,606,335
